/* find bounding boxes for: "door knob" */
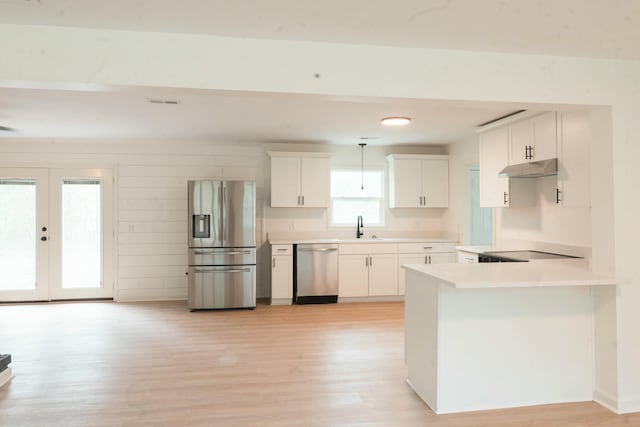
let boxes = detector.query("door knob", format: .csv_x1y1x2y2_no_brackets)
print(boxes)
41,236,47,241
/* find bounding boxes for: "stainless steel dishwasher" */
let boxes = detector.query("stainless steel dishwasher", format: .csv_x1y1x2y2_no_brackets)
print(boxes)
295,243,339,304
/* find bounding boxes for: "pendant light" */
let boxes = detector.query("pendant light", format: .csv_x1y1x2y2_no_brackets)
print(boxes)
358,142,366,190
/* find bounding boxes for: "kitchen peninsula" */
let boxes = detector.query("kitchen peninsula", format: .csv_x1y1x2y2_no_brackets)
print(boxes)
404,261,616,414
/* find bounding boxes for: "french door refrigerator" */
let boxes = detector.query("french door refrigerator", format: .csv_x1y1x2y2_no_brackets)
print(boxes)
187,180,256,310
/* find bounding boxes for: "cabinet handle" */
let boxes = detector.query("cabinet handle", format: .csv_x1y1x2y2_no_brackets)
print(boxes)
503,192,508,205
556,188,561,204
272,258,275,268
365,256,369,267
369,255,372,267
425,255,428,264
524,145,528,160
429,255,432,264
529,145,534,160
297,195,300,205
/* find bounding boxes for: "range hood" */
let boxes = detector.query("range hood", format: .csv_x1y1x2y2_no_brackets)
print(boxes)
498,158,558,178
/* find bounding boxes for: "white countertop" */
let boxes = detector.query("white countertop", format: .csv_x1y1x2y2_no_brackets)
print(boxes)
403,261,616,289
269,237,457,245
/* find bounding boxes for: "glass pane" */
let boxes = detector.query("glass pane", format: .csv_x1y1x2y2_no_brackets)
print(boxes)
62,180,102,289
332,199,382,225
0,180,36,290
331,170,383,198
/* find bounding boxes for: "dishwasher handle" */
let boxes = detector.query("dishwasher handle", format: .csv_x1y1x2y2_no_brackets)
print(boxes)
297,247,338,252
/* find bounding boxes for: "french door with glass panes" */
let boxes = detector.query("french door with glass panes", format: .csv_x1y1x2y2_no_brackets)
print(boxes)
0,168,113,302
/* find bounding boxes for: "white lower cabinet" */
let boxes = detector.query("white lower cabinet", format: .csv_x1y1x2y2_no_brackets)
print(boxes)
397,242,456,295
457,250,479,263
271,244,293,304
338,244,399,297
337,255,370,297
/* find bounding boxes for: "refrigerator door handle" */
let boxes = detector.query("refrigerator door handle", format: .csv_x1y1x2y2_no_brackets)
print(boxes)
193,267,251,274
193,250,252,256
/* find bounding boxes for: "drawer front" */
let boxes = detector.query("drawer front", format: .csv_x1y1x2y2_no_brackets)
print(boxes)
189,247,256,266
271,244,293,256
457,251,479,263
339,243,398,255
398,242,456,254
188,265,256,309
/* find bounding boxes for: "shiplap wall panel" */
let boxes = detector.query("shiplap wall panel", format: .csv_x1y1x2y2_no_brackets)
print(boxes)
115,143,265,302
0,139,268,302
117,233,186,244
119,244,186,256
119,210,185,222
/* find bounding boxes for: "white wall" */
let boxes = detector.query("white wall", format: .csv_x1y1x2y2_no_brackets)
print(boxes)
494,176,591,247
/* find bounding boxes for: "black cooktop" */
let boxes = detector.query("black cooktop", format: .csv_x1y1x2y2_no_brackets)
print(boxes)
484,250,579,262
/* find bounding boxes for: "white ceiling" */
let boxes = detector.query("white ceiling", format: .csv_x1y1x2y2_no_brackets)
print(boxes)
3,0,638,59
0,0,634,143
0,86,523,144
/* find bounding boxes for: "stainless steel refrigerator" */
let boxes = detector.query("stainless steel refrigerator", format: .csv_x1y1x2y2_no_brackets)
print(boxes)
187,180,256,310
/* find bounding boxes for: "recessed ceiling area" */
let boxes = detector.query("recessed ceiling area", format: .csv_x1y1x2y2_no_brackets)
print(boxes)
0,86,532,144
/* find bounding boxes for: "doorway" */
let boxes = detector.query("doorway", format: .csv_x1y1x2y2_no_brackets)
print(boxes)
0,168,113,302
468,165,493,245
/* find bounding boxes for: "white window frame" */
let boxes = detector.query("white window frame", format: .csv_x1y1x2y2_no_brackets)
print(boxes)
329,168,385,228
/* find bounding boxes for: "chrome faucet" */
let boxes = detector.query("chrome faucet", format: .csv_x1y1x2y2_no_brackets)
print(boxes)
356,215,364,238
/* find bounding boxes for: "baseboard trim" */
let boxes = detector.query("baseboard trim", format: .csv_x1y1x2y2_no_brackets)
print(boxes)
0,368,13,388
618,396,640,414
594,388,619,413
338,296,404,303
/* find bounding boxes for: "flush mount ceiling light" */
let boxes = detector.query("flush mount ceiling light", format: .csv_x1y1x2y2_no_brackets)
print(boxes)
381,116,411,126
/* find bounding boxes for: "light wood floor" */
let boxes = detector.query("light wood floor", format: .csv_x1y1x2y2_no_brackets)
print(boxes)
0,301,638,426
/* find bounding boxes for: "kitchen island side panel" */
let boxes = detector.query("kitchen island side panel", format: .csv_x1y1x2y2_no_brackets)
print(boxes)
435,285,593,414
405,269,440,411
405,270,593,414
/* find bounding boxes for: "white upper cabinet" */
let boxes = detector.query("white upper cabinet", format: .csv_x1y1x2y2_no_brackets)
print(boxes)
479,126,535,208
268,152,330,208
557,112,591,207
509,112,558,164
387,155,449,208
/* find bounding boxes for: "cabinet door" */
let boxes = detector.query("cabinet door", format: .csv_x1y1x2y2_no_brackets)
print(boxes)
398,255,426,295
338,255,369,297
368,254,399,296
271,157,300,207
557,112,590,207
271,256,293,300
389,159,422,208
509,119,533,164
532,112,557,161
421,159,448,207
300,157,330,207
479,127,510,207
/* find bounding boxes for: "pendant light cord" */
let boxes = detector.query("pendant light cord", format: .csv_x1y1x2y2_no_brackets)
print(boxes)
359,143,366,190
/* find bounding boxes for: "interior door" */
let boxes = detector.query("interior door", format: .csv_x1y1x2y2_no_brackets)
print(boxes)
0,168,50,302
48,169,114,300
